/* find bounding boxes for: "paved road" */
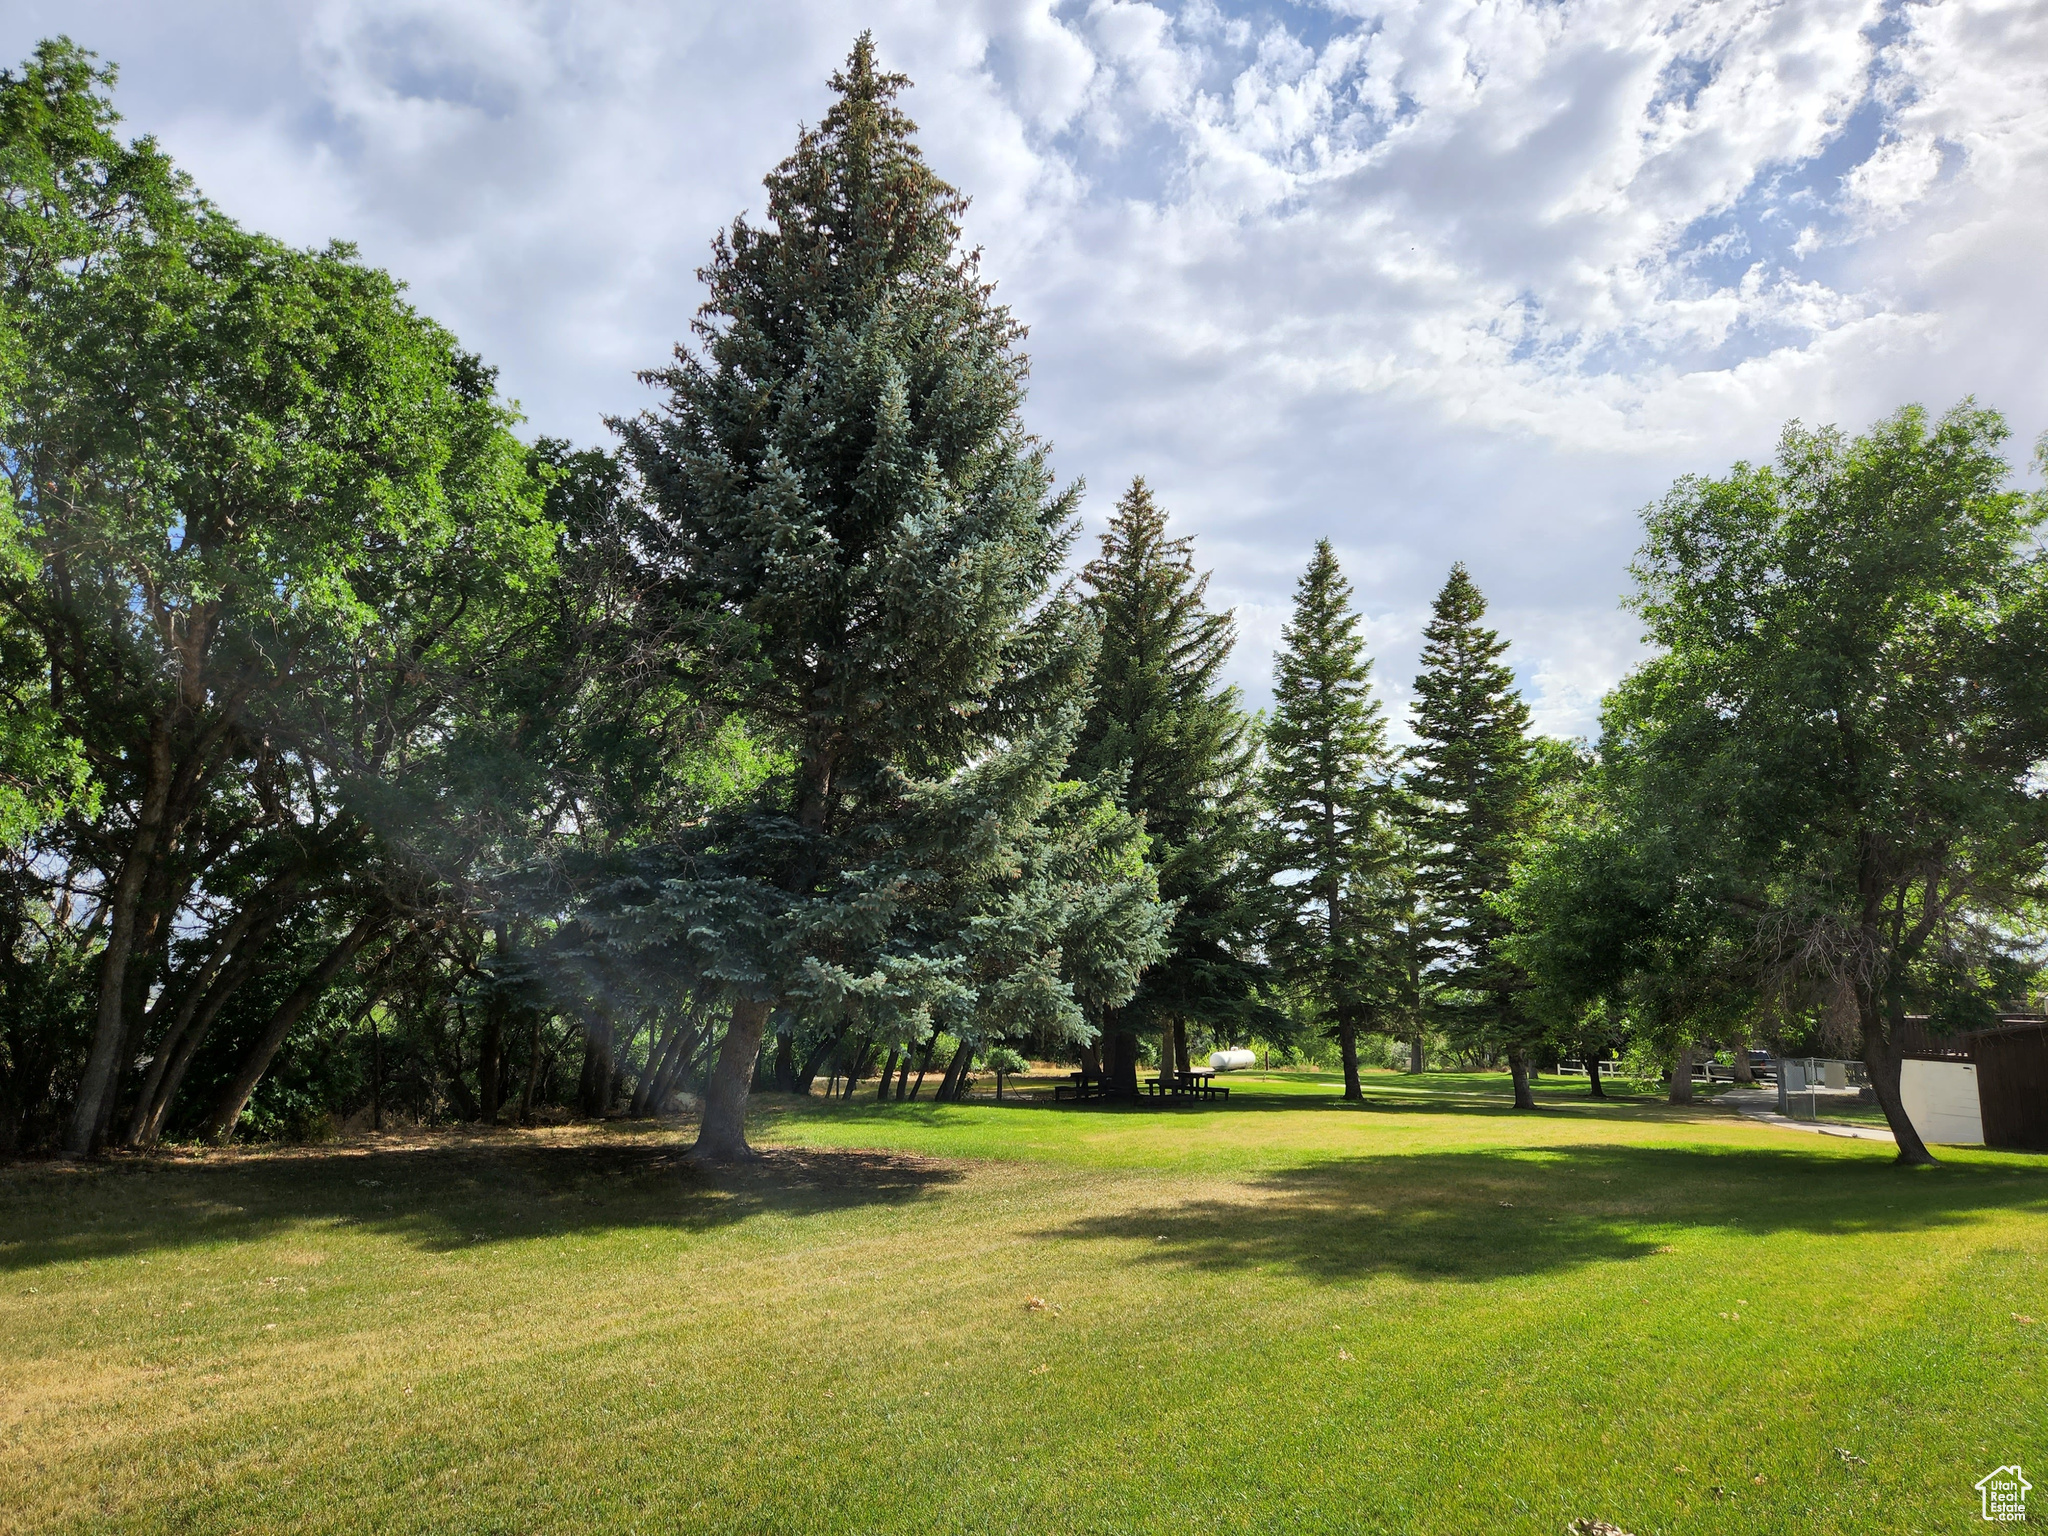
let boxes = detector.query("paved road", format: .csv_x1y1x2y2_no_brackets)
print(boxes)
1718,1085,1896,1143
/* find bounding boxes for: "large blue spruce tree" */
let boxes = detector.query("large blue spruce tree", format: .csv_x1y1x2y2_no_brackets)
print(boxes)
618,37,1160,1157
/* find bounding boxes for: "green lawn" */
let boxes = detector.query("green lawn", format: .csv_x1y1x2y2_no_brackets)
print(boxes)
3,1070,2043,1535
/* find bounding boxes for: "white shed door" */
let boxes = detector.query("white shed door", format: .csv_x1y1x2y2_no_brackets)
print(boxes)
1899,1060,1984,1146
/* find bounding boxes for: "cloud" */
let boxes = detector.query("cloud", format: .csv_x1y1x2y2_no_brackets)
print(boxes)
6,0,2044,736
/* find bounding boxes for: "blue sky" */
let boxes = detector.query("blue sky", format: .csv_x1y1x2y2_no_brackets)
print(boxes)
8,0,2045,735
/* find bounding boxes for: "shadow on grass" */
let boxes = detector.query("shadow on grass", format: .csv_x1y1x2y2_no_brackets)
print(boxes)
786,1079,1704,1127
1036,1141,2048,1285
0,1136,961,1272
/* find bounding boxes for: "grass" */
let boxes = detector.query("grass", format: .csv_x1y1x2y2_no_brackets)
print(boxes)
3,1069,2043,1535
1816,1100,1896,1128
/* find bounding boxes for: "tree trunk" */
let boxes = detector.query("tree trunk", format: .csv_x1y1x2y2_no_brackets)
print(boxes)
628,1020,662,1117
774,1030,797,1093
1860,999,1937,1166
1108,1029,1139,1099
477,1005,504,1123
1732,1041,1754,1084
646,1016,706,1113
1409,1034,1425,1074
893,1047,913,1100
691,996,771,1161
1080,1039,1103,1082
935,1040,974,1102
1338,1018,1363,1102
1111,1030,1142,1099
577,1034,601,1115
439,1003,481,1122
1173,1019,1191,1077
202,912,384,1143
371,1004,385,1132
841,1039,876,1101
578,1013,617,1117
66,723,174,1156
631,1018,683,1117
907,1037,940,1100
125,893,284,1145
1586,1054,1605,1100
129,904,289,1148
1667,1046,1695,1105
1508,1048,1535,1110
796,1025,845,1098
876,1047,901,1101
516,1011,546,1125
1159,1022,1176,1093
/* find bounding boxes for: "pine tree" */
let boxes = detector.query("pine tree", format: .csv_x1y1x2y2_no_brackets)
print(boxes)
1073,478,1264,1094
1261,540,1402,1101
1406,564,1539,1107
618,37,1127,1157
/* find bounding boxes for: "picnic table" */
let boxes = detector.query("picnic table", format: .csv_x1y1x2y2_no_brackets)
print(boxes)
1143,1070,1230,1103
1052,1069,1231,1104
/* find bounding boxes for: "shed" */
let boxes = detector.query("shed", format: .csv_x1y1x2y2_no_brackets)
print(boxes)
1894,1016,2048,1152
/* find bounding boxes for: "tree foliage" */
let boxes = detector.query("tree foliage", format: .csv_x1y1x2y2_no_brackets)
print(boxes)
613,35,1164,1152
1599,403,2048,1159
1260,539,1403,1100
4,31,2043,1168
1073,478,1266,1091
1405,565,1542,1102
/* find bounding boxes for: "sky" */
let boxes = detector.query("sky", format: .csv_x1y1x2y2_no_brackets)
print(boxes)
9,0,2046,737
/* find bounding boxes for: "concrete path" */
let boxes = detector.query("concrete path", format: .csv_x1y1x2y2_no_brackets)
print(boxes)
1718,1086,1896,1143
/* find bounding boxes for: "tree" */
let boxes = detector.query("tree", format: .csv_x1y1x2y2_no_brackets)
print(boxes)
617,36,1140,1158
1260,540,1402,1101
1073,478,1266,1096
0,41,558,1153
1406,565,1540,1108
1615,403,2048,1163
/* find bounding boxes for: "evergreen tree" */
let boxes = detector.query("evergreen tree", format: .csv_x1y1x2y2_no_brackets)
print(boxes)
1074,478,1265,1094
1261,541,1402,1101
1406,564,1539,1107
617,38,1150,1157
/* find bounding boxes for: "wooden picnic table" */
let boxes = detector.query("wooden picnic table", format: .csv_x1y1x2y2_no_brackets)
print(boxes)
1143,1070,1229,1102
1054,1069,1230,1104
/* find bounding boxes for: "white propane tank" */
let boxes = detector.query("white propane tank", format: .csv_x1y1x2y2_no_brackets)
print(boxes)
1208,1049,1257,1073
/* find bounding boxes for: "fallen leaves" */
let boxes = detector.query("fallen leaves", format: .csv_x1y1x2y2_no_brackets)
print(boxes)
1337,1349,1353,1361
1567,1520,1636,1536
1022,1296,1061,1315
2013,1313,2036,1325
1834,1448,1867,1466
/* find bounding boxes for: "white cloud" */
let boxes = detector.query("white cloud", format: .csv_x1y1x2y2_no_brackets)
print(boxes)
6,0,2044,737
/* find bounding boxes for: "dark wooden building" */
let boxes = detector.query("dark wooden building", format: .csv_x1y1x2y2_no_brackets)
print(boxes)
1896,1015,2048,1152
